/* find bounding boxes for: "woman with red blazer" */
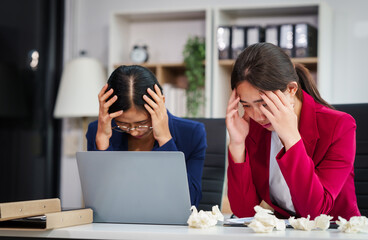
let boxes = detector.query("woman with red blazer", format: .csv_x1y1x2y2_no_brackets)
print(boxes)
226,42,360,220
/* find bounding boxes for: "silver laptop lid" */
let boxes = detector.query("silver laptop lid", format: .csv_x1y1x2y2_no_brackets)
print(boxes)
76,151,191,225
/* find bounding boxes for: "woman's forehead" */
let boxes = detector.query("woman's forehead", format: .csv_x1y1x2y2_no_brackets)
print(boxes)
115,108,149,123
236,81,261,101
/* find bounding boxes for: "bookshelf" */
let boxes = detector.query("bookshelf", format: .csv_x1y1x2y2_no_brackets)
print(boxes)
212,3,332,117
109,3,332,118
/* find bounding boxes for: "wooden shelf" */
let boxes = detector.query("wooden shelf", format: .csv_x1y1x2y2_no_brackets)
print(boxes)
291,57,318,64
113,62,208,86
113,62,187,86
113,62,186,69
218,57,318,68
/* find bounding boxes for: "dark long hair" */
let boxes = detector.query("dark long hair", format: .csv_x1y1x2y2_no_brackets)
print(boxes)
231,42,332,109
106,65,162,113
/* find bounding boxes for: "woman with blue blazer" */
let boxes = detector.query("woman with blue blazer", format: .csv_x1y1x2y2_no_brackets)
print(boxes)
86,65,207,207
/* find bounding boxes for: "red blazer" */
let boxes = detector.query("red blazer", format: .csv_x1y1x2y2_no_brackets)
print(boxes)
227,91,360,220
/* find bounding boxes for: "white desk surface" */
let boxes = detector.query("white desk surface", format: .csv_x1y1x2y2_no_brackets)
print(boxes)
0,223,367,240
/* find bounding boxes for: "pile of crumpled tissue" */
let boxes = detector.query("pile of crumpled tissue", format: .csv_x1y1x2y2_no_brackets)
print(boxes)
248,205,286,233
336,216,368,233
187,205,224,228
249,205,368,234
248,206,334,233
289,214,333,231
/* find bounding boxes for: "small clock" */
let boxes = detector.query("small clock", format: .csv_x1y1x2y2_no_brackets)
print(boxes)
130,45,149,63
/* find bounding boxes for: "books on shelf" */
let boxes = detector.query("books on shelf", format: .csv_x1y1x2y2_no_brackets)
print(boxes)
217,23,317,59
0,198,93,230
162,83,187,117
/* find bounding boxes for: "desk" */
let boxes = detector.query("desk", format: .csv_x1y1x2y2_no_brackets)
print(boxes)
0,223,367,240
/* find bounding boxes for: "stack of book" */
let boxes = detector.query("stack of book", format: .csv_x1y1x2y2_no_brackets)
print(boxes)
0,198,92,230
162,83,187,117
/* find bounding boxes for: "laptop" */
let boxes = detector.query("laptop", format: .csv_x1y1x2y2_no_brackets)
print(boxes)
76,151,192,225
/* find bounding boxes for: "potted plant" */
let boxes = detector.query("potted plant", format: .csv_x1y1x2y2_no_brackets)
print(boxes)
183,36,205,117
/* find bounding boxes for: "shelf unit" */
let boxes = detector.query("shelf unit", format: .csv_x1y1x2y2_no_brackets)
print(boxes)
109,2,332,118
212,2,332,117
109,9,212,117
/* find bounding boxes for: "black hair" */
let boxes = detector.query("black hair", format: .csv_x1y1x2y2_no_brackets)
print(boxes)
231,42,333,109
106,65,163,113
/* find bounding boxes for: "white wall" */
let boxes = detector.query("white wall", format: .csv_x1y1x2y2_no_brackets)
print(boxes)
61,0,368,208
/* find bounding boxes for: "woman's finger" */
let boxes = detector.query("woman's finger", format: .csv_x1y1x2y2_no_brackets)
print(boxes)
226,108,239,121
154,84,163,98
143,94,159,110
109,110,123,119
98,83,108,98
144,103,155,115
100,88,114,103
260,92,278,116
228,89,237,104
147,88,162,105
104,95,118,109
275,90,293,109
260,104,274,122
153,85,167,110
227,95,240,113
263,91,284,110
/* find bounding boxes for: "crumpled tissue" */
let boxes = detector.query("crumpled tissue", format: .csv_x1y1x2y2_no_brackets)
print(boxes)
289,215,316,231
336,216,368,233
187,205,224,228
248,205,286,233
314,214,333,230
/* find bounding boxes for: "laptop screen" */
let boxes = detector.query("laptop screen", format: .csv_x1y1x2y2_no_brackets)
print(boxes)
76,151,191,225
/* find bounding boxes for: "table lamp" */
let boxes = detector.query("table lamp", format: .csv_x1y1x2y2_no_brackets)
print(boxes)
54,57,106,151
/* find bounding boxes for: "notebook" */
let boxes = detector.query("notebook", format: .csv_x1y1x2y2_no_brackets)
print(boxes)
76,151,192,225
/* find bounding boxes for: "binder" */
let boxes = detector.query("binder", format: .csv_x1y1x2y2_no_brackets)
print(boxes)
265,25,280,46
0,208,93,230
217,26,232,59
279,24,294,57
294,23,317,58
0,198,61,221
246,26,265,47
231,26,246,59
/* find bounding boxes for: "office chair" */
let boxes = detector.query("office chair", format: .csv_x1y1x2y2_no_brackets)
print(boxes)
333,103,368,217
187,118,227,211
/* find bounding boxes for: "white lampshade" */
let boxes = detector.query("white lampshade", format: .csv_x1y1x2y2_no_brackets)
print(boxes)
54,57,106,118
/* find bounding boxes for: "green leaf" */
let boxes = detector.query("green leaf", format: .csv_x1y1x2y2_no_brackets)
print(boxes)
183,36,205,117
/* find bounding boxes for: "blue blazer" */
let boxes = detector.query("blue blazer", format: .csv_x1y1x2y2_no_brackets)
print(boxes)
86,111,207,207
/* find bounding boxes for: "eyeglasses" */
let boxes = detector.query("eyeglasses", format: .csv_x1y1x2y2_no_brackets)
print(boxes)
112,125,153,133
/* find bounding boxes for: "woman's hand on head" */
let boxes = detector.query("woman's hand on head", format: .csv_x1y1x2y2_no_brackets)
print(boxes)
96,84,123,150
226,90,249,162
143,84,172,147
259,90,301,150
